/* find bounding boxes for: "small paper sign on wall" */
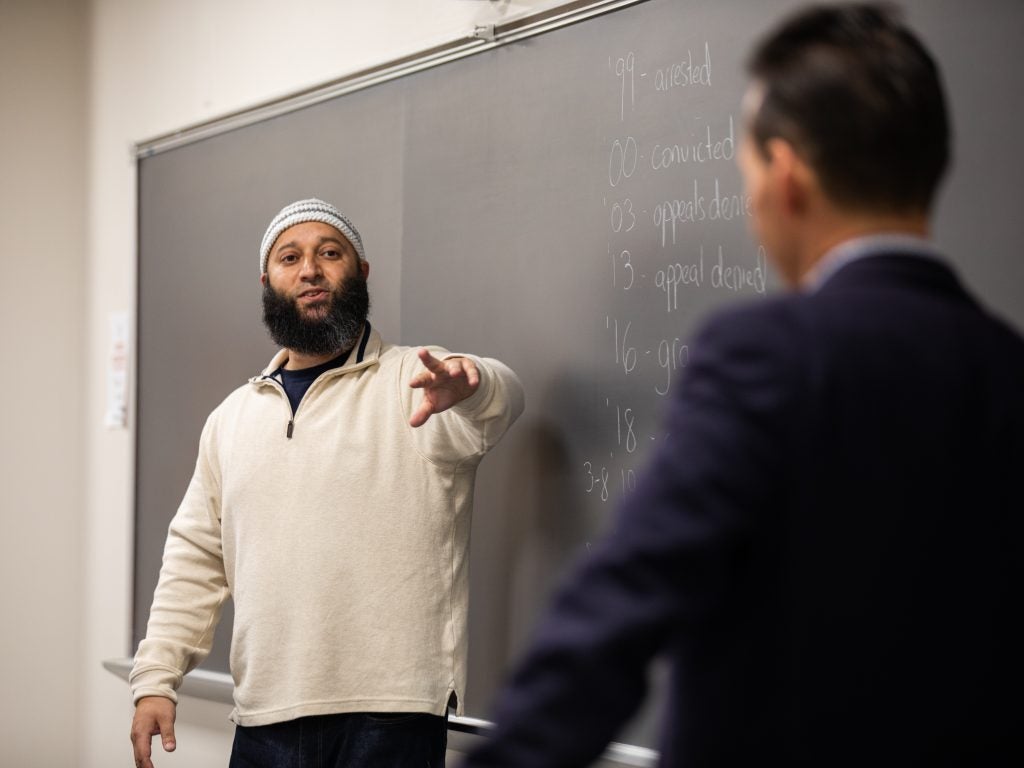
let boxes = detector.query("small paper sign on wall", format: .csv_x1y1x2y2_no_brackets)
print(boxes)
105,311,130,428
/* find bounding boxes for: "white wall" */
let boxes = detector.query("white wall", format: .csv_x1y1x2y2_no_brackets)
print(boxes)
80,2,561,767
0,1,87,766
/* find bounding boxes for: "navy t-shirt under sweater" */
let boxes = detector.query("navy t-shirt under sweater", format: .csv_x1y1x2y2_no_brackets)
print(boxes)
273,348,351,415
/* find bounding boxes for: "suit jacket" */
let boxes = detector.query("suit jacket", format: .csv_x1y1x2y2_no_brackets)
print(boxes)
464,254,1024,767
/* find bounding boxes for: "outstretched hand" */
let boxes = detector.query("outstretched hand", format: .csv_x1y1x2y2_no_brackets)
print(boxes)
408,349,480,427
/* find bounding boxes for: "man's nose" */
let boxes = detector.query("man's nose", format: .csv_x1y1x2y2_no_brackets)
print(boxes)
298,253,322,279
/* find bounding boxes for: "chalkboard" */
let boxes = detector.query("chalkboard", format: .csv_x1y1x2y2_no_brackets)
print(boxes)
135,0,1024,751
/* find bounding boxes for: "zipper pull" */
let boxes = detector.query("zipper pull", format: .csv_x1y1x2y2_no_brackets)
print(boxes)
286,419,294,439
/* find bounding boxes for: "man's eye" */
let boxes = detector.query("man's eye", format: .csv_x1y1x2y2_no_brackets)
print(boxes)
322,249,341,258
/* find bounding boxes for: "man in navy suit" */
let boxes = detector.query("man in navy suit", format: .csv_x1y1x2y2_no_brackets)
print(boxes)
463,4,1023,767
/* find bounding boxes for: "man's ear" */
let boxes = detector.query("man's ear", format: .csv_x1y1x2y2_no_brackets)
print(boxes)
260,273,268,287
360,259,370,280
765,138,814,217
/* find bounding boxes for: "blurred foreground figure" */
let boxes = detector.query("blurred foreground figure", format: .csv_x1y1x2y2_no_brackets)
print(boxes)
463,4,1024,767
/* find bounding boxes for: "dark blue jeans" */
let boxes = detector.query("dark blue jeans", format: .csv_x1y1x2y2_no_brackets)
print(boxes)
228,711,448,768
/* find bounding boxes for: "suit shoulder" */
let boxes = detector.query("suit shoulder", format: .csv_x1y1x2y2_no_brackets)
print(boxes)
981,308,1024,359
694,293,808,350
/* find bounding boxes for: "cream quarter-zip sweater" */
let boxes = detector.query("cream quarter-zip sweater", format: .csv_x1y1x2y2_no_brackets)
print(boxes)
130,327,524,725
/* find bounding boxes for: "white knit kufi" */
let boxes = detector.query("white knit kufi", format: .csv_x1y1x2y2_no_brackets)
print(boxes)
259,198,366,274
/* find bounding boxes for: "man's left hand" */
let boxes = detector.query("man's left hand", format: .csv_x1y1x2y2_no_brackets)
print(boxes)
408,349,480,427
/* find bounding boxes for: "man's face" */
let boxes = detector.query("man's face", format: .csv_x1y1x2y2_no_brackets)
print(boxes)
262,221,367,312
261,221,371,356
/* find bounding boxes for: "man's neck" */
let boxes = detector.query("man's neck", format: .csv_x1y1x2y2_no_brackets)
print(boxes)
799,211,930,283
283,349,347,371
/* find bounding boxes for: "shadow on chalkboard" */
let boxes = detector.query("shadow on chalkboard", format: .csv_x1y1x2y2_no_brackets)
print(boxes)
468,365,667,747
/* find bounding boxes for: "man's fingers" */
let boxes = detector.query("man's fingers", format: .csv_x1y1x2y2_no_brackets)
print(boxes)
416,347,445,372
410,350,450,389
132,747,152,768
414,350,478,383
460,359,480,388
408,370,437,390
157,711,176,753
131,728,154,768
130,713,152,765
409,399,434,428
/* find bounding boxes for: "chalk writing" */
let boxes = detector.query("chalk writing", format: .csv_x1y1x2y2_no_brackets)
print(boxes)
609,197,637,233
654,243,766,305
653,43,712,92
710,245,768,294
650,116,735,170
588,41,765,509
613,51,636,121
615,404,638,454
583,461,610,502
611,247,636,290
607,316,638,374
653,179,753,246
608,136,639,187
656,337,690,396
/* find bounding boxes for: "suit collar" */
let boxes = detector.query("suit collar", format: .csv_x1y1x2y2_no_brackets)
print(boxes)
803,234,943,293
811,249,966,302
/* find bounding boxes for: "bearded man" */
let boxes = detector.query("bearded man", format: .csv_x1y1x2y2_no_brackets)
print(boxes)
130,198,524,768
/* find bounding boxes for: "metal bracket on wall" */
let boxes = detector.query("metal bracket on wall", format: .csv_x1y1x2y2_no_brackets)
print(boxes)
473,24,498,42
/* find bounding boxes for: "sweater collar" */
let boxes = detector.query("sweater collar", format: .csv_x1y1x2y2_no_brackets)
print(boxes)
252,323,381,384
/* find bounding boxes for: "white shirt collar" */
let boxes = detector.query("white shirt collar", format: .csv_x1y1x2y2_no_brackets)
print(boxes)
802,234,943,292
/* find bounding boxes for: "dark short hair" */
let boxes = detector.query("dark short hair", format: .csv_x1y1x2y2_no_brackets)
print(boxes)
747,3,950,214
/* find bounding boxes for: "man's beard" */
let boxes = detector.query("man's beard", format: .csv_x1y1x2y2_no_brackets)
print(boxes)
262,272,370,357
